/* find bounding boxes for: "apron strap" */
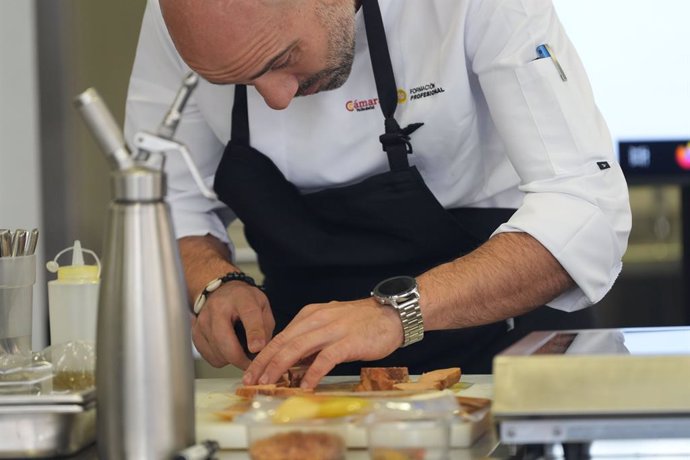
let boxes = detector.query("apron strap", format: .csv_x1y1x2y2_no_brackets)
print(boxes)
229,2,423,170
230,84,250,146
362,0,424,171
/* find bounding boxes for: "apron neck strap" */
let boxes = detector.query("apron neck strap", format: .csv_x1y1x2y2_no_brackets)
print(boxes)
362,0,397,119
362,0,423,170
230,84,250,146
229,1,423,170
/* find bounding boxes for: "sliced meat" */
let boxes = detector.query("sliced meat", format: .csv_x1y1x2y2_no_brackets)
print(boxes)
275,373,290,387
357,367,409,391
287,365,308,388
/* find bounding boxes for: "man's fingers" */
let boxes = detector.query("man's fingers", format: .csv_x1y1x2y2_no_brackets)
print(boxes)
209,314,252,369
243,306,340,385
192,318,226,367
242,310,320,384
245,324,338,386
262,307,276,343
236,302,270,353
221,332,252,370
192,282,274,368
299,344,348,389
243,300,401,388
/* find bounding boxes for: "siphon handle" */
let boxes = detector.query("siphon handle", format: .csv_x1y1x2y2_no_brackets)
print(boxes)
74,88,134,171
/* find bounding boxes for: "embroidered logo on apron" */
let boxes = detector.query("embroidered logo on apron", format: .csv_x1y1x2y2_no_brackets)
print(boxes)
408,82,446,100
345,81,445,112
345,97,380,112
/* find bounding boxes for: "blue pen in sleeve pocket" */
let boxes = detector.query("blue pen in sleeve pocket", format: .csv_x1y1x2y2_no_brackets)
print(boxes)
535,44,568,82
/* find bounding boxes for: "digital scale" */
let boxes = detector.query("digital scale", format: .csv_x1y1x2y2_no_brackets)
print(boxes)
492,327,690,456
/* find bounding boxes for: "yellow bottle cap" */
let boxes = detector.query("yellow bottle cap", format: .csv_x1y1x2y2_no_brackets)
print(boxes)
47,240,101,282
57,265,99,282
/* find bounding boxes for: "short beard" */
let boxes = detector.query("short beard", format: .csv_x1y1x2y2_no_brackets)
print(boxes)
296,2,355,96
296,59,353,95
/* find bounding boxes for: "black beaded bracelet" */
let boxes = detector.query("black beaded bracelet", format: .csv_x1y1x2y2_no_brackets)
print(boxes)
193,271,264,315
218,272,263,290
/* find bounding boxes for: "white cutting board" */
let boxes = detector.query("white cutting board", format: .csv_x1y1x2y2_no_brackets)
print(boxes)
195,375,494,449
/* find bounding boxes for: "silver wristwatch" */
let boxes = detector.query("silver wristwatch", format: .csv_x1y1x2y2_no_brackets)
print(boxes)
371,276,424,347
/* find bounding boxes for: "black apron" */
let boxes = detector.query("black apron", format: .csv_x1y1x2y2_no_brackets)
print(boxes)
213,0,594,374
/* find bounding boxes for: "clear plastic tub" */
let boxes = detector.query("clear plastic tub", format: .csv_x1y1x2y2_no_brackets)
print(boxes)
0,255,36,371
237,396,359,460
0,360,53,395
247,418,346,460
365,391,459,460
368,419,450,460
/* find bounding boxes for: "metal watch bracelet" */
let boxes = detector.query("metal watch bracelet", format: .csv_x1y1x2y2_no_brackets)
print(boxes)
397,295,424,347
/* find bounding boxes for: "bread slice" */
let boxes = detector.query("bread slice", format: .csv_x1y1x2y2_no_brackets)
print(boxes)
393,381,443,391
418,367,461,389
235,384,314,399
235,384,280,398
271,386,314,397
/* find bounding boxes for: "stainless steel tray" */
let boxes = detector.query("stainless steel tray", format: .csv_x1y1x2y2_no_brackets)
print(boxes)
0,388,95,406
0,388,96,458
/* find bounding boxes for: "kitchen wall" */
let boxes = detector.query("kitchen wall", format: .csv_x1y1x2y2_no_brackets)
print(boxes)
35,0,145,266
0,0,45,349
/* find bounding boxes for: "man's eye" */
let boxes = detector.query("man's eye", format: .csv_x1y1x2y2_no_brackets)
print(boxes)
272,54,293,71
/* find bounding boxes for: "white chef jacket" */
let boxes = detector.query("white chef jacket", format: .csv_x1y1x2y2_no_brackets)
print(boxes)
124,0,632,312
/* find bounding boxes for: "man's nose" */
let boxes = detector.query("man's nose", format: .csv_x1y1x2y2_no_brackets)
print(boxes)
253,74,299,110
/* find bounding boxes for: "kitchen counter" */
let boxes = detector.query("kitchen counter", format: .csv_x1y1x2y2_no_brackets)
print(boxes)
58,375,499,459
211,433,500,460
54,371,690,459
196,375,499,459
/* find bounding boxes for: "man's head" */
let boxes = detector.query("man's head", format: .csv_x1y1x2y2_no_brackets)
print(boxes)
160,0,356,110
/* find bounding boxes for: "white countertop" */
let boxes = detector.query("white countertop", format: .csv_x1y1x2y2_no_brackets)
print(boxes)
195,375,499,459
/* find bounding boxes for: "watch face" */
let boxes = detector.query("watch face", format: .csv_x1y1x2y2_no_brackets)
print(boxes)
376,276,416,297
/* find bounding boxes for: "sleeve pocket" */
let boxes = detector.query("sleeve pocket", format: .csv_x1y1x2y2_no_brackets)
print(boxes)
515,57,610,173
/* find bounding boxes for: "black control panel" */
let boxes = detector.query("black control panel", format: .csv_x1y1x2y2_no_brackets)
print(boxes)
619,139,690,184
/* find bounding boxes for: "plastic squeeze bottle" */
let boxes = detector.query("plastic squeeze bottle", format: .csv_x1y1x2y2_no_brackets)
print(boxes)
46,240,101,346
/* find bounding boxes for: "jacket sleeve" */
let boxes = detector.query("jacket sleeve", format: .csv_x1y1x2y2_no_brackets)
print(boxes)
465,0,632,311
124,0,235,250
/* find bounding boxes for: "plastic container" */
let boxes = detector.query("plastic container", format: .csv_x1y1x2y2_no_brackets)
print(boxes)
42,341,96,391
0,359,53,395
46,241,100,346
248,418,347,460
368,419,450,460
0,254,36,371
365,391,459,460
237,396,352,460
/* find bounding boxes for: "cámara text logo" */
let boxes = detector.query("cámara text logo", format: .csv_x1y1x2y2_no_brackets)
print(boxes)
345,81,445,112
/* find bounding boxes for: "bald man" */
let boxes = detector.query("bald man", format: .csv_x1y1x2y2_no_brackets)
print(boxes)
124,0,631,388
161,0,356,109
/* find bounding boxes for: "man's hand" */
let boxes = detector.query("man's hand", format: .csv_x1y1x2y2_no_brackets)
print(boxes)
243,298,404,389
179,234,275,370
192,280,274,369
240,232,575,386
